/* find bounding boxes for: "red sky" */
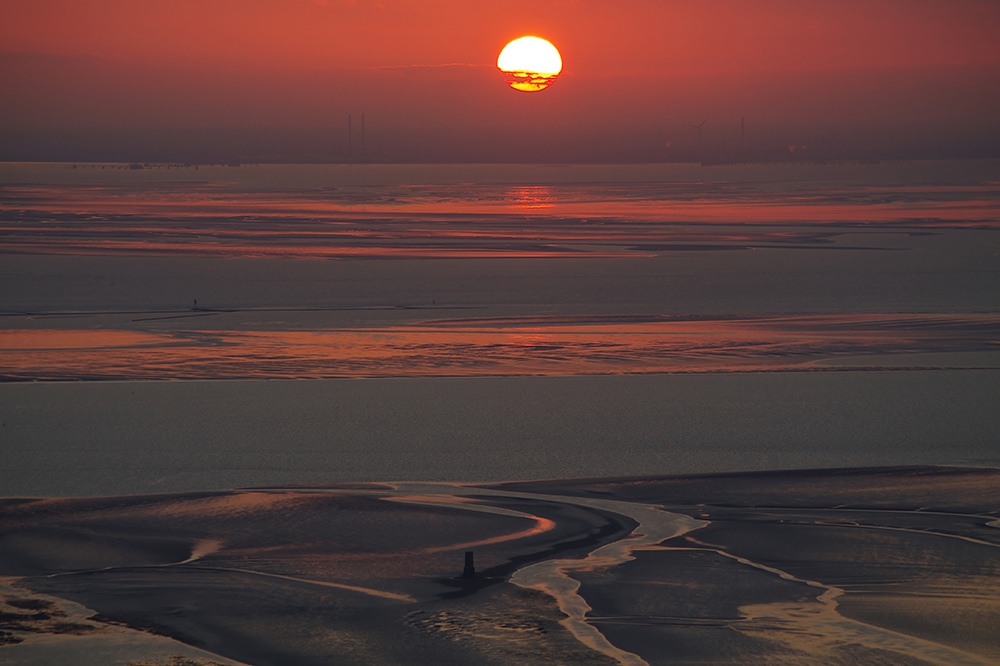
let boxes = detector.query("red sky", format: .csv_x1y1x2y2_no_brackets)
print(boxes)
3,0,999,73
2,0,999,161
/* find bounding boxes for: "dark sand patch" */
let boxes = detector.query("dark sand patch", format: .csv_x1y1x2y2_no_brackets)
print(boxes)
494,465,1000,515
0,593,100,640
1,487,632,665
0,580,245,665
0,490,628,584
126,658,229,666
654,521,1000,660
496,466,1000,665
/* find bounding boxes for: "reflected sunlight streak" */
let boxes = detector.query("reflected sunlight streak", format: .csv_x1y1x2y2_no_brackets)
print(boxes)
3,314,997,381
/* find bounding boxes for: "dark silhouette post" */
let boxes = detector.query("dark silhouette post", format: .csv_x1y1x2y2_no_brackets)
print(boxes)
361,113,366,162
348,114,353,159
462,551,476,578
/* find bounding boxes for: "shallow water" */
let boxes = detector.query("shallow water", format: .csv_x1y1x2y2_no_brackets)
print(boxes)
1,161,997,497
3,314,999,381
1,371,998,497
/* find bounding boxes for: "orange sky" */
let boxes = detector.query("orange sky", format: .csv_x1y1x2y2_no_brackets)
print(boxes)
2,0,999,161
3,0,999,73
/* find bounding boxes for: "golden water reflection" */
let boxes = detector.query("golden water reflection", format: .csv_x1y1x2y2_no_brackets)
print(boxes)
507,186,555,209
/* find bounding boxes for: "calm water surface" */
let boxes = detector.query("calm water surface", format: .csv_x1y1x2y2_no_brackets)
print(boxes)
1,162,997,496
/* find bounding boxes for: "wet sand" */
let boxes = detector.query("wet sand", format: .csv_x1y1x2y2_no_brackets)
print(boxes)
2,163,998,663
496,467,1000,664
1,466,997,665
3,314,999,381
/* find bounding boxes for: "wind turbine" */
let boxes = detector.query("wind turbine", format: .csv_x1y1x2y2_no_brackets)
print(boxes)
689,120,707,143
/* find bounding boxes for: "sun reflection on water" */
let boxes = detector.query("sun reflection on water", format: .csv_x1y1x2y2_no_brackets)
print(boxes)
506,186,555,209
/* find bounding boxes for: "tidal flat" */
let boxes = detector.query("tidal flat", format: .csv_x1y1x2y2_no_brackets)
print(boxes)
1,161,999,664
1,467,998,665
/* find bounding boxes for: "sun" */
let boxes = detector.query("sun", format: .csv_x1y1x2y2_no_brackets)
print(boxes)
497,36,562,93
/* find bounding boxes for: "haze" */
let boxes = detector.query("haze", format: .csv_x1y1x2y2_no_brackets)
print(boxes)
2,0,999,163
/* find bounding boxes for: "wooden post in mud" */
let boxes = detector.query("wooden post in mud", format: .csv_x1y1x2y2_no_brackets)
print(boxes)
462,551,476,578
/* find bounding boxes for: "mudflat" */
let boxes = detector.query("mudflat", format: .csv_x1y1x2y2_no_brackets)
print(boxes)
2,163,998,664
1,466,997,665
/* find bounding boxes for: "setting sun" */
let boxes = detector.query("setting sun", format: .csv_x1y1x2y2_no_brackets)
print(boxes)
497,36,562,92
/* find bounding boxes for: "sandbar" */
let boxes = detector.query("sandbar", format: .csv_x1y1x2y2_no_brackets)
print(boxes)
1,466,997,665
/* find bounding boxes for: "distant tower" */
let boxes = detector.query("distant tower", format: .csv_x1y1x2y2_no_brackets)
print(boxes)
348,114,353,159
361,113,366,163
